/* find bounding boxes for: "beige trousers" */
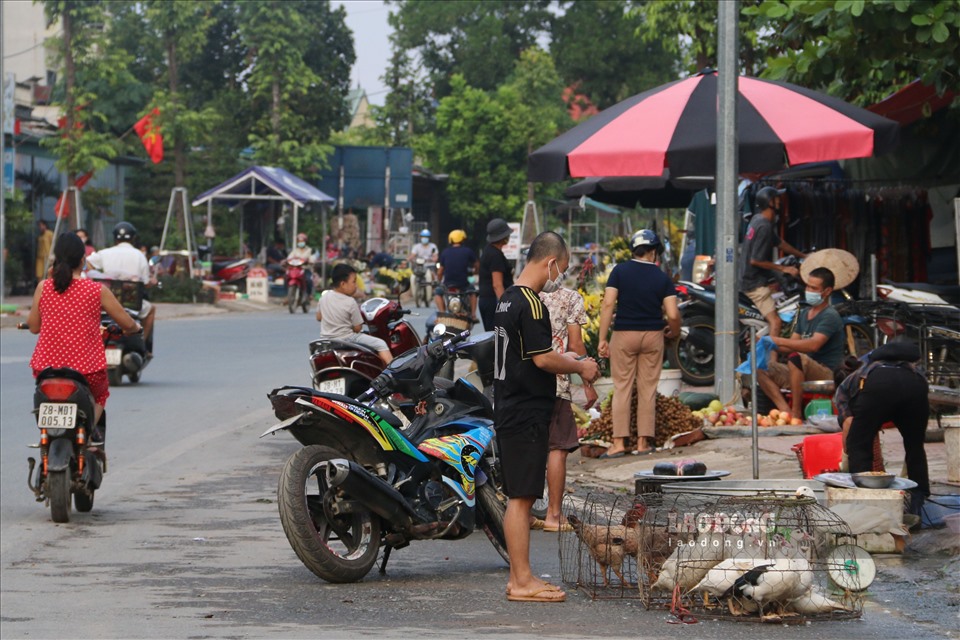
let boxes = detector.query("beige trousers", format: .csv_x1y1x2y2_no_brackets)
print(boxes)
610,330,664,439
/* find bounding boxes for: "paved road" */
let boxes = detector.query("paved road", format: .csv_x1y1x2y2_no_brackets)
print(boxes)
0,310,953,639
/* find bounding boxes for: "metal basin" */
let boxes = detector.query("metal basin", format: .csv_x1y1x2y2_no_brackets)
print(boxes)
852,472,896,489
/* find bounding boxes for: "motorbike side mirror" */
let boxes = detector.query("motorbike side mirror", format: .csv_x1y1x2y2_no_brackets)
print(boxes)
433,323,447,338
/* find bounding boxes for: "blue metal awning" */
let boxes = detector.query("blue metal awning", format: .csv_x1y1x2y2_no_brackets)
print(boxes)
192,166,334,208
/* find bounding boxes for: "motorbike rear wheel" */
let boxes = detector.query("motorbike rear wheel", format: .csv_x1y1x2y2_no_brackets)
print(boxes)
278,445,381,583
476,482,510,565
48,469,72,523
74,488,95,512
667,315,716,386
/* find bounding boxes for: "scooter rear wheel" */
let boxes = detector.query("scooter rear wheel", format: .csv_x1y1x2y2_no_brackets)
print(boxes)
48,469,72,523
278,445,381,583
667,315,716,386
75,488,95,512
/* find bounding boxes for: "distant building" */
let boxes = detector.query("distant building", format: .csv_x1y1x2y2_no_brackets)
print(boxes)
346,85,374,130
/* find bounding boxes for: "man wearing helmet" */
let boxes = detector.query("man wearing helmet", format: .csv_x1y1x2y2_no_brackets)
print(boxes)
87,222,157,352
739,186,807,339
286,232,315,298
435,229,478,319
409,229,439,304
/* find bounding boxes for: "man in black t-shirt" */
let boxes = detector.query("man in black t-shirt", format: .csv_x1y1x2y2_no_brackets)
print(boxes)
478,218,514,331
494,231,599,604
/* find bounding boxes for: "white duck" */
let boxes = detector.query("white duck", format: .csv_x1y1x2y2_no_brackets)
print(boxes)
732,557,814,620
786,586,851,614
651,533,725,592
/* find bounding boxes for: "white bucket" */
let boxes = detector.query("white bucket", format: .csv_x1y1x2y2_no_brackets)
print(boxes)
657,369,683,397
944,416,960,483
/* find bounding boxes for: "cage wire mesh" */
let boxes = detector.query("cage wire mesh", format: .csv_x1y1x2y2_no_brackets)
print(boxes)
666,493,865,623
559,492,646,599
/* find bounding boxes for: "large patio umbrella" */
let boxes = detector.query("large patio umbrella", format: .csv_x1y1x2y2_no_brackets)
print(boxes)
529,70,900,181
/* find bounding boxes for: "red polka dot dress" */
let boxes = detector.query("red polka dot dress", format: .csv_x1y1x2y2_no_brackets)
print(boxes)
30,278,106,376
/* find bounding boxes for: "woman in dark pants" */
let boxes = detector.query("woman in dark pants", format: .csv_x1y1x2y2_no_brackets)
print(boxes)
836,342,930,513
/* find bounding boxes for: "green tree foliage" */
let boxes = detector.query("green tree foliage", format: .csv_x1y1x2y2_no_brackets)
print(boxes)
366,47,434,147
237,1,354,174
424,50,568,225
41,1,129,182
387,0,553,99
631,1,766,76
550,0,675,108
746,0,960,105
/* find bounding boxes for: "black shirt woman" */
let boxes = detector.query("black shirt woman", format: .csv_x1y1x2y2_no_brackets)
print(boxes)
478,218,514,331
597,230,681,457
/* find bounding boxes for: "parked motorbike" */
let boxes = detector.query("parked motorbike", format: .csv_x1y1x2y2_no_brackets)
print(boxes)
19,326,111,523
95,279,151,385
262,328,508,583
309,295,422,398
285,258,312,314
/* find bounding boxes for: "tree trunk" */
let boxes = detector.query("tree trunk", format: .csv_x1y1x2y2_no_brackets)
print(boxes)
63,10,75,192
272,80,281,136
167,38,185,188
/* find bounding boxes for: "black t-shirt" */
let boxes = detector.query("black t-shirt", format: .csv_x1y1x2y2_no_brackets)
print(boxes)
478,244,514,299
739,215,780,291
493,285,556,416
439,245,477,289
606,260,677,331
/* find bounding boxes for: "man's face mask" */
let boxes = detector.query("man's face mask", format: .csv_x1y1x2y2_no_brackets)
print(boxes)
541,259,564,294
420,237,429,244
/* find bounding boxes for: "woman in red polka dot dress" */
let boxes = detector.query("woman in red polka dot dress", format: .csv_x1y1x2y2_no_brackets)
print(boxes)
27,232,141,430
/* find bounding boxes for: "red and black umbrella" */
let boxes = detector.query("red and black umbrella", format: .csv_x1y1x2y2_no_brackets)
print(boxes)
529,70,900,182
563,172,713,209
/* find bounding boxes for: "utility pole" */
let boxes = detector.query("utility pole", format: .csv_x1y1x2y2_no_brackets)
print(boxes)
715,0,740,405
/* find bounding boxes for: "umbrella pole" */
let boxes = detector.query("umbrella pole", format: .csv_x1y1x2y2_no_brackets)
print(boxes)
715,0,740,405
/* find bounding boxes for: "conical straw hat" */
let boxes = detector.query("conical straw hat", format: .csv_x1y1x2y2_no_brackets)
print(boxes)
800,248,860,290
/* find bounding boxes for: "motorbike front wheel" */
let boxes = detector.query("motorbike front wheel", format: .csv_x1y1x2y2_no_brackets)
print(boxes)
287,285,301,314
278,445,382,583
107,368,122,387
666,315,716,386
47,469,72,523
476,482,510,565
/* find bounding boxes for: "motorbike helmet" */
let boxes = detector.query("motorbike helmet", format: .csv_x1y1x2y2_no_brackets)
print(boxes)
630,229,661,253
420,229,431,238
448,229,467,244
113,221,138,244
754,186,786,213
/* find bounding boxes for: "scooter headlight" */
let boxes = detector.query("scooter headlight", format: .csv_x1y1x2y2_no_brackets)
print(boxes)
448,297,463,314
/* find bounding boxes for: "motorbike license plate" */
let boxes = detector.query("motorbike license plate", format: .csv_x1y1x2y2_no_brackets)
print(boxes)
105,348,122,366
318,378,346,395
38,403,77,429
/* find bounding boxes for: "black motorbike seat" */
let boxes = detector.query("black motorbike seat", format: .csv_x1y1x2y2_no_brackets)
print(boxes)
37,367,91,387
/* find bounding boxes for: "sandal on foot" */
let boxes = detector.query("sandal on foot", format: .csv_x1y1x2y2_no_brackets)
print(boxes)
507,587,566,603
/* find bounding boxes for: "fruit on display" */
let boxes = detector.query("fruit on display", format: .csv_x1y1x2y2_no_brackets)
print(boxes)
581,388,702,449
692,404,805,427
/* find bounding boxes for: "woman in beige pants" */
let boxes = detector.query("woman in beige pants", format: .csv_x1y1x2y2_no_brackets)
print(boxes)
597,230,681,457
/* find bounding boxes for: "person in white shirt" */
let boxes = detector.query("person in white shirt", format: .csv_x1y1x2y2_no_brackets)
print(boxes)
286,232,315,297
409,229,439,264
86,222,156,352
316,263,392,366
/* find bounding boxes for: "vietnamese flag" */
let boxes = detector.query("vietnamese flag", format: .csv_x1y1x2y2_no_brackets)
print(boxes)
54,171,95,219
134,107,163,164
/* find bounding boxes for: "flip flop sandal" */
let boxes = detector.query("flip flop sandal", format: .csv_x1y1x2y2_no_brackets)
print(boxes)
529,518,546,530
543,523,574,533
506,587,566,603
597,451,625,459
631,448,657,456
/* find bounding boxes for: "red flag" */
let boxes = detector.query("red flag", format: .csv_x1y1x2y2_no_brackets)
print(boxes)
134,107,163,164
54,172,95,219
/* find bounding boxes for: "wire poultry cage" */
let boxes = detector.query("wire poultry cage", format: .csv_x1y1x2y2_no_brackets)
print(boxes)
558,492,645,599
669,493,866,623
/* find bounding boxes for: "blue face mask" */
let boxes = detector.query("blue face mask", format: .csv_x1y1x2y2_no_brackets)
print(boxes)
420,237,429,244
805,291,823,306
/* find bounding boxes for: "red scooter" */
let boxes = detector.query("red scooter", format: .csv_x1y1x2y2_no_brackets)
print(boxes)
309,296,422,398
285,258,312,314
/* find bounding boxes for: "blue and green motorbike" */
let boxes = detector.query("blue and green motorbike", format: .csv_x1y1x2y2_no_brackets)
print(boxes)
262,329,507,583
